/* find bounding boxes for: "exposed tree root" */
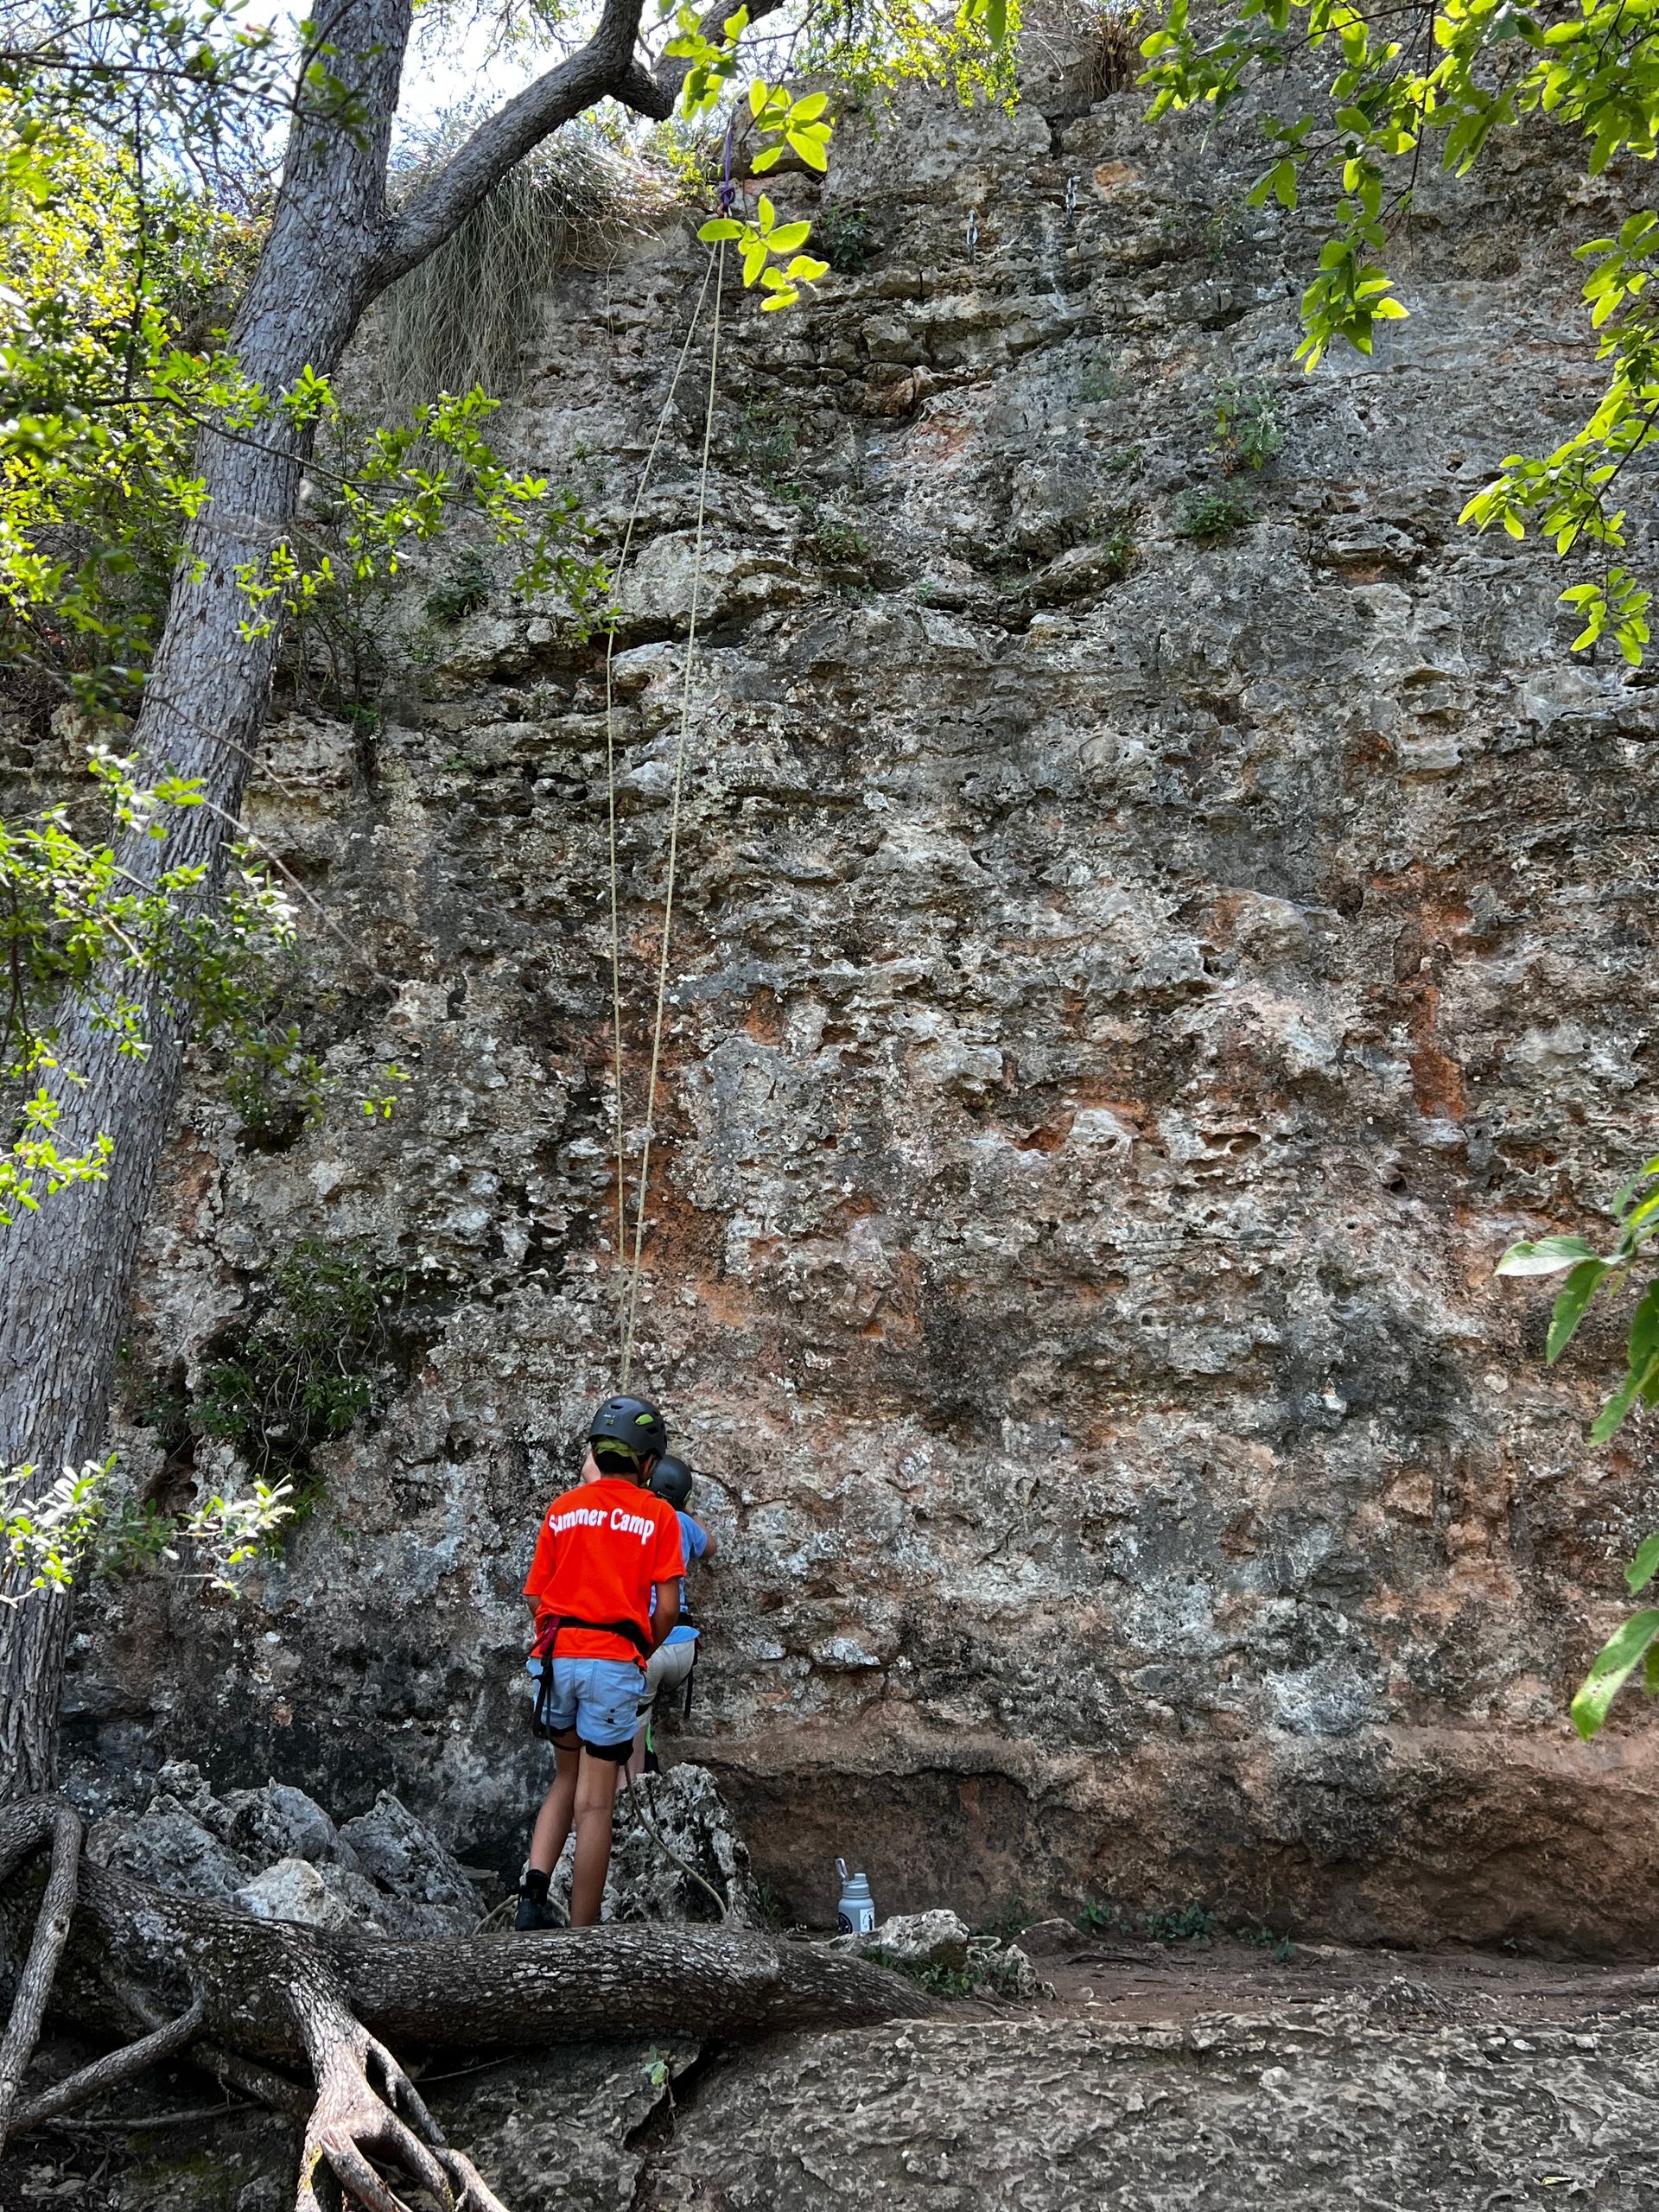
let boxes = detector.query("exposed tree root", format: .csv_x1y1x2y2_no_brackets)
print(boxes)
293,1974,456,2212
0,1796,83,2152
12,1993,205,2133
194,2037,313,2119
0,1793,926,2212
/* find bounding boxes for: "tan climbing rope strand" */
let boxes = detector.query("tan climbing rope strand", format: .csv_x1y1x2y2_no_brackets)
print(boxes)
619,241,726,1390
604,255,718,1309
625,1768,731,1922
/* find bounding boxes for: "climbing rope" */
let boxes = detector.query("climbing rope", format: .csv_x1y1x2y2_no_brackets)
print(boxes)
624,1767,732,1923
603,252,718,1285
614,240,728,1389
479,1774,733,1930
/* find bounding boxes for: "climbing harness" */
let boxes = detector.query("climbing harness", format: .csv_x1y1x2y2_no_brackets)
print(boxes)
601,151,734,1389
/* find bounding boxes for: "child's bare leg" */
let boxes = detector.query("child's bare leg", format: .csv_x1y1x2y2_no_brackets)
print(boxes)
569,1752,622,1925
530,1741,582,1873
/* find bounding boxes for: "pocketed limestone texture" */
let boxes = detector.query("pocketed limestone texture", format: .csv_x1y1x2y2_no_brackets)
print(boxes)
55,29,1659,1945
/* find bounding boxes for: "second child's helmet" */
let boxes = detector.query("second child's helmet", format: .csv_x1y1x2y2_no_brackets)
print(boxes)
588,1395,667,1471
651,1456,694,1510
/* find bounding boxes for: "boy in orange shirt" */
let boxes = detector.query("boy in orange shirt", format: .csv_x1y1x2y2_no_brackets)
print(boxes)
518,1395,685,1929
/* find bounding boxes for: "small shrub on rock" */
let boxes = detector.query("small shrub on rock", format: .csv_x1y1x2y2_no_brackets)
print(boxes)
1174,486,1257,541
424,549,493,624
818,202,876,275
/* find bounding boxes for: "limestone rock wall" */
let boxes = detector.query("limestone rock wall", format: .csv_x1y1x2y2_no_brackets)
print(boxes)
65,35,1659,1945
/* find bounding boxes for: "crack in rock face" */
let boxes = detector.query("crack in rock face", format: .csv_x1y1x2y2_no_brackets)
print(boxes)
59,29,1659,1955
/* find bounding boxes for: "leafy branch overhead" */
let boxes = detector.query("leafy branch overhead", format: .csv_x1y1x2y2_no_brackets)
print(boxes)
1141,0,1659,663
700,191,829,307
1498,1160,1659,1738
677,0,1010,310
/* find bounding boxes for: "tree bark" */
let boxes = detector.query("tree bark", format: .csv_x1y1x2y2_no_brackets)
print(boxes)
42,1856,925,2060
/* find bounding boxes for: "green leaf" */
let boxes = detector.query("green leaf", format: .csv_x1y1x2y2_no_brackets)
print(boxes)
1627,1282,1659,1374
1496,1234,1600,1277
788,129,831,173
767,220,810,254
1627,1531,1659,1596
1590,1350,1659,1445
1571,1608,1659,1739
697,218,742,241
1612,1157,1659,1220
1548,1260,1610,1362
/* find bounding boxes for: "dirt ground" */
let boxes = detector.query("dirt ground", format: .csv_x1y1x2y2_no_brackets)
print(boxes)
1007,1922,1659,2028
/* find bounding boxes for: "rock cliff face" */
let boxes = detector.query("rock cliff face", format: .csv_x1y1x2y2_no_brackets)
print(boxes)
63,26,1659,1946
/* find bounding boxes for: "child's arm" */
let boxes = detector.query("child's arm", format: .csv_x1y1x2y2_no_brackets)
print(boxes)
650,1580,681,1649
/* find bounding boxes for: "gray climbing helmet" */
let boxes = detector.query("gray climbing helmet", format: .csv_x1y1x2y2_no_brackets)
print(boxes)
651,1456,694,1510
588,1394,667,1469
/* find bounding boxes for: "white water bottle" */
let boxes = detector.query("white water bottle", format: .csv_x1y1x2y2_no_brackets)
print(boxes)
836,1857,876,1935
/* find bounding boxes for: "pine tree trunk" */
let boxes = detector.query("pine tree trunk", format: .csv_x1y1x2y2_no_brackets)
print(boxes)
0,0,411,1802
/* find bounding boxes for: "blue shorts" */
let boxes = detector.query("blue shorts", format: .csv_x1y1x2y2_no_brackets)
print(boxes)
531,1654,645,1758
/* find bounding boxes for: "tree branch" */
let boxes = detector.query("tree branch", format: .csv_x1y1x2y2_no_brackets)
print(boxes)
617,0,790,123
374,0,798,295
373,0,652,292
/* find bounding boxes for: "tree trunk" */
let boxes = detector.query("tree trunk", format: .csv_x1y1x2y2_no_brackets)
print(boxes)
0,0,664,1801
0,0,413,1795
42,1856,922,2057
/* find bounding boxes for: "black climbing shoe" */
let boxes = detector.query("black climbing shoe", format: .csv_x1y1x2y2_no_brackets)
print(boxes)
515,1891,566,1933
